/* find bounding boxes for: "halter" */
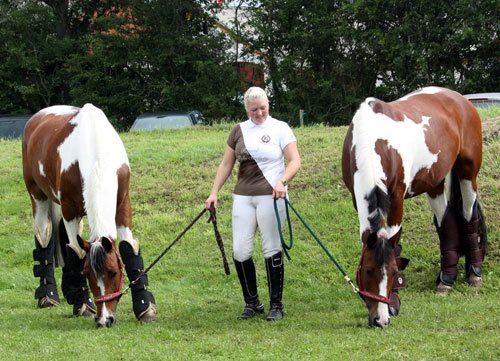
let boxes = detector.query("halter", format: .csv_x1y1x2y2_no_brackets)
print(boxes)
356,247,391,305
93,251,125,304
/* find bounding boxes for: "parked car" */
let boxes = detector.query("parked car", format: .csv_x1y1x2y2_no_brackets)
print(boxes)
130,111,206,131
0,114,32,139
464,93,500,108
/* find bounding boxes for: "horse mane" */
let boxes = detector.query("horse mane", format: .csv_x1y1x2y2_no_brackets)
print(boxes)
72,104,129,241
375,239,394,267
365,186,391,232
89,241,106,279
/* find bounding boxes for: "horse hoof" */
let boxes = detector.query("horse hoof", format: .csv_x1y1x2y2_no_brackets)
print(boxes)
467,275,482,288
137,304,158,323
435,282,452,296
38,296,60,308
74,303,96,317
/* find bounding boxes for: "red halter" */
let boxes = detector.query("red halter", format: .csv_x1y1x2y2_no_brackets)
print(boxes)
94,270,124,304
93,250,125,304
356,248,391,305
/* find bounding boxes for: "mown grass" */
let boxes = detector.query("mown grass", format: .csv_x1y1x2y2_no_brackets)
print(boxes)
0,109,498,361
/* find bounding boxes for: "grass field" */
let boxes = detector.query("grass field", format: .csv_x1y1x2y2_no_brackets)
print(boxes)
0,109,498,361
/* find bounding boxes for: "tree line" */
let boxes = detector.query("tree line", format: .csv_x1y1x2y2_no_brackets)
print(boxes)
0,0,498,129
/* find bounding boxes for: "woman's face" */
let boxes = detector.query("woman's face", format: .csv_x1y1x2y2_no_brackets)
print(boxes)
247,97,269,124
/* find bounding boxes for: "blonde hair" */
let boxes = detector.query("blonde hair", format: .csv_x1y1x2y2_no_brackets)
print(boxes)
243,87,268,111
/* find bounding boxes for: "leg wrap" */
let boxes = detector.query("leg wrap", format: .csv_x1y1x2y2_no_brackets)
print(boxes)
119,241,156,320
265,251,284,308
61,245,95,316
463,203,483,278
33,236,60,306
435,205,461,286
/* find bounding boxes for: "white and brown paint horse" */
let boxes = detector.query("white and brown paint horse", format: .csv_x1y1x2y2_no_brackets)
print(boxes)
23,104,157,327
342,87,487,328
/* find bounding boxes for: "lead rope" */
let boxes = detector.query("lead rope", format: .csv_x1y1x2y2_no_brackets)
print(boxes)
124,207,230,294
208,207,230,275
274,198,358,293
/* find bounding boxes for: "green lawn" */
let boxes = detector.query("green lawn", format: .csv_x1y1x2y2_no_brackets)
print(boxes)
0,110,498,360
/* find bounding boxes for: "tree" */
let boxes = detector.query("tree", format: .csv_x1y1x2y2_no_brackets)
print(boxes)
241,0,499,125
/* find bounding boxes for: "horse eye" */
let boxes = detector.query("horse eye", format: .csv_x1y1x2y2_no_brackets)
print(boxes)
364,268,374,276
109,271,118,278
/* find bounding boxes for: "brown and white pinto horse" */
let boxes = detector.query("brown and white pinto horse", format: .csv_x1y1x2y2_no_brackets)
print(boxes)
342,87,487,328
22,104,157,327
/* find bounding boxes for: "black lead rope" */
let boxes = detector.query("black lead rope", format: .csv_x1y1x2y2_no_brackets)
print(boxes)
129,207,230,290
208,208,230,275
273,198,358,293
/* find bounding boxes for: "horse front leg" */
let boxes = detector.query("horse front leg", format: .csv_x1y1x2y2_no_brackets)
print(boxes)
60,217,96,317
387,200,408,317
115,178,157,323
426,176,460,295
31,198,60,307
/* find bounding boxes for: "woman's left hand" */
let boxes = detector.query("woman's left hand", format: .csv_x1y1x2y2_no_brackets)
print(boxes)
273,182,286,199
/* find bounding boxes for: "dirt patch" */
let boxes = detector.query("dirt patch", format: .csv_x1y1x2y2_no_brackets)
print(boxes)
482,116,500,143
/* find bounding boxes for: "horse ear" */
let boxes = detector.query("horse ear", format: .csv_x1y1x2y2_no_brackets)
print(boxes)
101,237,113,253
388,227,402,248
77,235,91,253
366,232,378,249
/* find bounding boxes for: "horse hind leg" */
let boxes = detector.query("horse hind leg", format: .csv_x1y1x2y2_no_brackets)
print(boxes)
458,179,486,287
32,199,60,307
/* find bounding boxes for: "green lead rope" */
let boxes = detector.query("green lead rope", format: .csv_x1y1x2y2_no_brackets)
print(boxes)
273,198,293,260
273,198,358,293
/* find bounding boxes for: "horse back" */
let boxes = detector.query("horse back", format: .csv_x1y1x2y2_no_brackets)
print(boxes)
22,106,81,202
342,87,482,203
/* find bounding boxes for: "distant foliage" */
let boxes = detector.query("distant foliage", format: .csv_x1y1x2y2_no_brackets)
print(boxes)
0,0,498,127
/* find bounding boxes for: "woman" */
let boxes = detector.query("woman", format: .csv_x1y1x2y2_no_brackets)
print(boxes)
205,86,301,321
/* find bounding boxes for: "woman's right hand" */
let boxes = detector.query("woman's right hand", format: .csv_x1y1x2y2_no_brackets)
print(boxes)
205,194,218,210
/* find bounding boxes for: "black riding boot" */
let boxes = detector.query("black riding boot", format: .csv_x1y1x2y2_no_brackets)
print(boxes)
463,202,484,286
119,241,157,322
234,258,264,319
61,245,96,316
434,204,461,294
33,236,60,307
265,251,284,321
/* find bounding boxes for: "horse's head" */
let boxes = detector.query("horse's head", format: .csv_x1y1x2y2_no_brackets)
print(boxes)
357,232,398,328
80,236,124,328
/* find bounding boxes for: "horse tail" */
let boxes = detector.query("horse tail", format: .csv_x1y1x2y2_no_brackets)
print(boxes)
366,186,391,233
47,201,66,267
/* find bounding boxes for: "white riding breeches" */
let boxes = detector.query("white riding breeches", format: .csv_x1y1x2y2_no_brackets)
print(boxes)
232,194,285,262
